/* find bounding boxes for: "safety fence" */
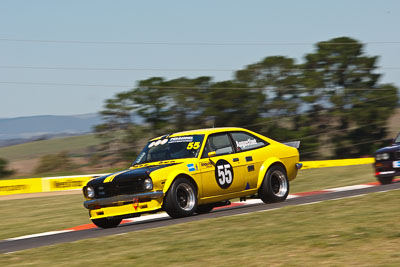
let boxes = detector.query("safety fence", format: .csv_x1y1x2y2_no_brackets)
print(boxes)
300,158,374,169
0,174,107,196
0,158,374,196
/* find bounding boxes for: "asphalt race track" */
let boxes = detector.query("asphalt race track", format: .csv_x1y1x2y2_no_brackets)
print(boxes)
1,181,399,254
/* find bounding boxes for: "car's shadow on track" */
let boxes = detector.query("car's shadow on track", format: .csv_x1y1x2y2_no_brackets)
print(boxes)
90,200,284,231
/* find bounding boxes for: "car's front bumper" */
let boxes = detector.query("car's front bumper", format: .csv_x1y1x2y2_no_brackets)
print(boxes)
84,191,164,220
83,191,164,209
374,161,400,177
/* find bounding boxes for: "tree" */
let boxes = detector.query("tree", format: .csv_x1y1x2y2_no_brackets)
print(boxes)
96,36,399,160
236,56,301,118
0,158,14,178
204,81,266,131
132,77,175,134
301,37,398,157
235,56,321,157
163,76,212,131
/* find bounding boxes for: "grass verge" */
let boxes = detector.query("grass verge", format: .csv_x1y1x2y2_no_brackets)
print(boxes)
0,134,100,161
1,189,400,266
0,194,89,240
291,164,376,193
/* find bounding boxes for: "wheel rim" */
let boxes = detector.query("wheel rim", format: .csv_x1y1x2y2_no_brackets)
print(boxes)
270,170,288,197
176,183,196,211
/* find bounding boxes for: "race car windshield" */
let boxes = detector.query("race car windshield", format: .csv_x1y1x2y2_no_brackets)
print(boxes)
395,133,400,144
133,135,205,165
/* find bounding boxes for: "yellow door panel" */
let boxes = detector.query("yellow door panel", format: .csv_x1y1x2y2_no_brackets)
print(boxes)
199,155,245,198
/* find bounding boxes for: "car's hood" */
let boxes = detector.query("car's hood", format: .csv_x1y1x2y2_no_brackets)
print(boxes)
87,162,181,185
375,144,400,154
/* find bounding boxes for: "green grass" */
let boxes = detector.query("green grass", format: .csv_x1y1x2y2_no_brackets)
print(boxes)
1,189,399,266
0,134,100,161
0,164,378,241
291,164,376,193
0,194,89,240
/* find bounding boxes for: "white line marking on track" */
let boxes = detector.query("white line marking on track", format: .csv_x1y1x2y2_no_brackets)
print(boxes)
128,213,170,223
114,233,127,237
5,230,73,241
298,201,322,206
375,188,400,194
232,207,281,217
325,184,373,192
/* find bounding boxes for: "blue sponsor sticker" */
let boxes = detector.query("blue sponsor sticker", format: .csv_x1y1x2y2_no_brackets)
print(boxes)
187,163,196,172
245,182,250,190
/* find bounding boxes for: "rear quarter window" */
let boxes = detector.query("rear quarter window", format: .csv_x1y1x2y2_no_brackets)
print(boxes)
231,132,267,152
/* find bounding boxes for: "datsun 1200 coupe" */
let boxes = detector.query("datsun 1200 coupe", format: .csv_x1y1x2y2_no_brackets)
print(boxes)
83,127,302,228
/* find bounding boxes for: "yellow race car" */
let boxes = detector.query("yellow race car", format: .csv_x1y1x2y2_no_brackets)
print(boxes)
83,127,302,228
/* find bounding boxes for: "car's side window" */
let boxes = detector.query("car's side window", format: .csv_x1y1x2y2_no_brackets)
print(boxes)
231,132,267,152
202,133,234,158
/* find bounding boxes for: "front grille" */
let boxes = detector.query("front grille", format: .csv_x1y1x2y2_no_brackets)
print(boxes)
95,184,113,198
395,151,400,160
94,180,143,198
115,180,142,195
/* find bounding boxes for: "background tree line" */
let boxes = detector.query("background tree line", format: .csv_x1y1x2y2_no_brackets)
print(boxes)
95,37,399,163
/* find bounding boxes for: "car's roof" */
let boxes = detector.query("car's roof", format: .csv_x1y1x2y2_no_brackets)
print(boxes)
150,127,249,141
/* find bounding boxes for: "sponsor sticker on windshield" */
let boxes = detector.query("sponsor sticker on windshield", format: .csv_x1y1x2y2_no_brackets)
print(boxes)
168,136,194,143
148,138,169,148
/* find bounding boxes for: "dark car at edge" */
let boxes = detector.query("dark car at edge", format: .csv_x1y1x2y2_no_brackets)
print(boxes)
373,132,400,184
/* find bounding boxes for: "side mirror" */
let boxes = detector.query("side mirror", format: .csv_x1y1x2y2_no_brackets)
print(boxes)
208,151,216,158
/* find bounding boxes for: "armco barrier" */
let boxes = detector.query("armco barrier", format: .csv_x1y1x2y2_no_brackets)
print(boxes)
0,158,375,196
42,175,107,192
0,178,43,195
0,174,106,196
301,158,374,170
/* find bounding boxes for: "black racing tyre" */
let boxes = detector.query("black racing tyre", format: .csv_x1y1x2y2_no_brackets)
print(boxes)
164,177,198,218
378,176,394,185
91,217,122,229
196,204,214,214
258,165,289,203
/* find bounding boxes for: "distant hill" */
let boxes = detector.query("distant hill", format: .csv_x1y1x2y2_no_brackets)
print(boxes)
0,114,102,141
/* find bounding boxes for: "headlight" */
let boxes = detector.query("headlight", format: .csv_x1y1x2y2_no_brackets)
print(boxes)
86,186,95,198
376,153,390,161
143,178,153,190
382,153,390,160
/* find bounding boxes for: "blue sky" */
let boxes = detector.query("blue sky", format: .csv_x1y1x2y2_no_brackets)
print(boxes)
0,0,399,118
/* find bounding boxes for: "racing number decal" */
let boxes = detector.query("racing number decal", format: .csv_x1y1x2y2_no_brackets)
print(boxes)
187,142,200,150
215,159,234,189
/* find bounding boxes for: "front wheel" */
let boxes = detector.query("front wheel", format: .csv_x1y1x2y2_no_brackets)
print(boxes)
378,176,394,185
258,165,289,203
92,217,122,229
164,178,198,218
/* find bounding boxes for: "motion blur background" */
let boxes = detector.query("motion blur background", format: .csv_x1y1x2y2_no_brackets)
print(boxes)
0,0,399,178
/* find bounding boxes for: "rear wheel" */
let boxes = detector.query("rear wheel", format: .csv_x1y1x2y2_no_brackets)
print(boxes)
164,178,198,218
258,165,289,203
91,217,122,229
378,176,394,185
